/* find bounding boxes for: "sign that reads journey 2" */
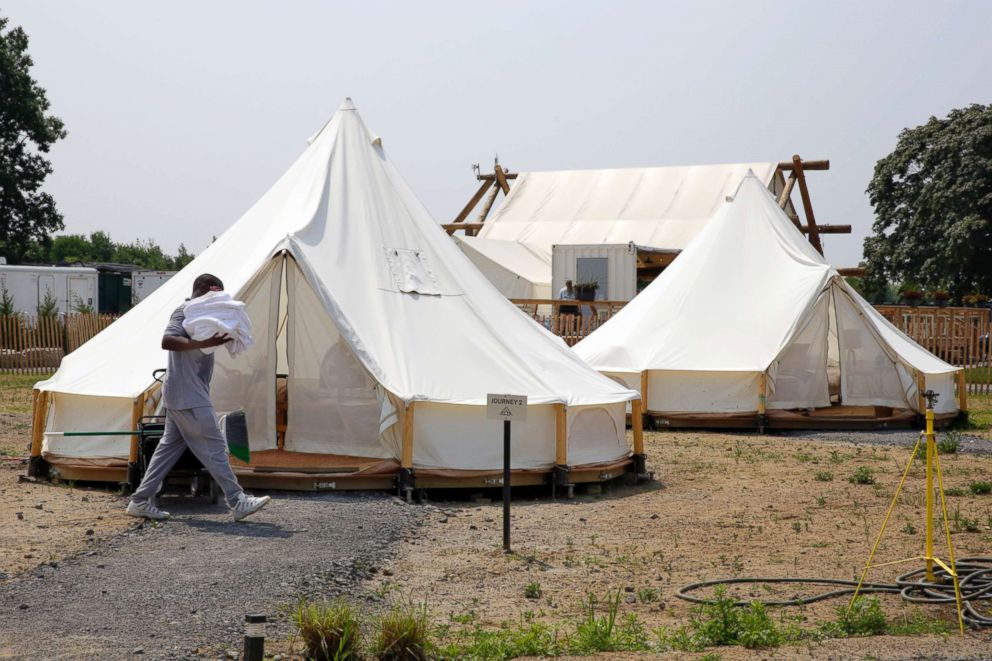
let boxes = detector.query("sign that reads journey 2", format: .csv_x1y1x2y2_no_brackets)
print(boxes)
486,394,528,421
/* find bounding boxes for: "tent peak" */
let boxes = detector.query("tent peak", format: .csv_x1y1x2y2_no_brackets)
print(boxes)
339,97,357,111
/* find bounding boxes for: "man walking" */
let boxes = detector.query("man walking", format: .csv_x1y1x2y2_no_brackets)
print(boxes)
126,273,270,522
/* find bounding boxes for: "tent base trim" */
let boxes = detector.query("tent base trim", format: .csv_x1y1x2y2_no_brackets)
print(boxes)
646,407,961,431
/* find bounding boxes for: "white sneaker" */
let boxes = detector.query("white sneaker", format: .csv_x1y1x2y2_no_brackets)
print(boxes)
125,500,170,520
231,494,271,521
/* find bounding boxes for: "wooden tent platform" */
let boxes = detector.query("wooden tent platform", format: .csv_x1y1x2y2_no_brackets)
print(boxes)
645,406,957,431
40,452,634,492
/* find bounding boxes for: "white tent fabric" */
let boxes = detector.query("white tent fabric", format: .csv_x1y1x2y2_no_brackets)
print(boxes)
38,99,637,470
477,162,787,253
574,173,960,416
453,235,551,299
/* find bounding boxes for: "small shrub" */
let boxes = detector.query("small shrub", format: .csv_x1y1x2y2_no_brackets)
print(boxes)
292,599,362,661
849,467,876,485
945,486,967,497
938,431,960,455
814,471,834,482
736,602,783,649
568,591,650,654
636,587,660,603
969,481,992,495
834,597,887,636
372,603,433,661
523,581,542,600
828,450,844,464
659,586,787,651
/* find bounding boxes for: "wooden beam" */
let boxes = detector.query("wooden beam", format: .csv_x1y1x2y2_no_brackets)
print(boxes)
129,396,143,464
402,402,415,469
494,164,511,195
791,155,823,255
916,372,926,413
799,224,851,234
30,390,48,459
837,267,867,277
631,398,645,455
442,223,486,234
957,370,968,414
778,159,829,171
477,172,519,182
640,371,649,412
778,173,797,217
555,403,567,466
452,180,494,224
475,179,502,227
757,373,767,415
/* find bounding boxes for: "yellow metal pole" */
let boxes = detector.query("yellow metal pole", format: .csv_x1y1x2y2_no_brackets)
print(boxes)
631,398,645,456
925,408,935,581
401,402,415,469
933,445,966,634
555,404,568,466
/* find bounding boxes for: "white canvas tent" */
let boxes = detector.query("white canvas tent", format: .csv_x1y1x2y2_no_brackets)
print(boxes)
31,99,639,489
574,173,962,427
462,162,794,296
453,235,551,299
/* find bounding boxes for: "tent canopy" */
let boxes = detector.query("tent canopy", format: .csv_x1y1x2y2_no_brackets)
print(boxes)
453,235,551,299
37,99,637,471
574,173,959,416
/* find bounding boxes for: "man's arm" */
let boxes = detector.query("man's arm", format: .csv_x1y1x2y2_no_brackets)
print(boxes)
162,333,230,352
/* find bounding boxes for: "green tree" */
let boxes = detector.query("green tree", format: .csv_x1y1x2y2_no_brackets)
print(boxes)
49,233,93,263
863,104,992,302
0,17,66,262
173,242,194,269
89,231,115,261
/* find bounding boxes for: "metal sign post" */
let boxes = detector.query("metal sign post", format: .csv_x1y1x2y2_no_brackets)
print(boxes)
487,394,527,553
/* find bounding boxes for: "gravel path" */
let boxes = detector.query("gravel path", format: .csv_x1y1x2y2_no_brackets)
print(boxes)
0,490,421,660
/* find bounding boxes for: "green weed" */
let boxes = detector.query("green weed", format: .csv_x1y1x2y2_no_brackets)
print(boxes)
814,471,834,482
371,602,433,661
523,582,542,600
849,467,876,485
292,599,362,661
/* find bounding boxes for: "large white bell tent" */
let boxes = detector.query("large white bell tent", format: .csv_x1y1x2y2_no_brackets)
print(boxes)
574,173,964,429
30,99,640,491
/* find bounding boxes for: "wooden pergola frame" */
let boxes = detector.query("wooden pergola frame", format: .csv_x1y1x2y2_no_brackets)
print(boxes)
442,155,864,275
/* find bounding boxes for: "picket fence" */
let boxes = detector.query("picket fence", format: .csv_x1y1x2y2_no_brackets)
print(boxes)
0,313,119,374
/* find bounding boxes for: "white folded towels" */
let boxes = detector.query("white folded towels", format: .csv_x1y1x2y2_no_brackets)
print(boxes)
181,291,254,357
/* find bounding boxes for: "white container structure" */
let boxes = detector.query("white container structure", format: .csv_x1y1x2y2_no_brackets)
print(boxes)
0,265,98,315
131,270,176,305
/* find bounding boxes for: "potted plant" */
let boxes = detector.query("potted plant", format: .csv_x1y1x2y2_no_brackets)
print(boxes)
573,281,599,302
963,293,989,308
931,290,950,308
899,284,924,307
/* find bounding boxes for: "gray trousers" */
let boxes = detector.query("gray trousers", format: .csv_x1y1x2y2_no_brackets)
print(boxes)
132,406,244,508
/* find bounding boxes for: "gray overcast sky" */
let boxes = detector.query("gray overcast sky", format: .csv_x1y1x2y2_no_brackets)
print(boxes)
5,1,991,267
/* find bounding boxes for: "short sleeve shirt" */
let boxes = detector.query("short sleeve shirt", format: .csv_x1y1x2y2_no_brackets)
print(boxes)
162,304,215,410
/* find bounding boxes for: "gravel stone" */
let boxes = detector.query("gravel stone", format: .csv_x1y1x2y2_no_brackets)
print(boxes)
0,490,420,659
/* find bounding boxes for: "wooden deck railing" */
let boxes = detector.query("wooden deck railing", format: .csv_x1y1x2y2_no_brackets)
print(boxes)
876,305,991,395
510,299,628,346
0,313,120,374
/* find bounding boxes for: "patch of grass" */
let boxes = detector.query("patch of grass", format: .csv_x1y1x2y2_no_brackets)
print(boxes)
568,590,651,655
848,467,876,485
636,587,661,603
814,471,834,482
944,486,967,497
887,610,952,636
795,451,817,463
951,506,979,533
440,621,561,660
523,582,542,600
371,603,433,661
657,586,791,652
900,522,917,535
969,480,992,495
828,449,846,464
829,597,887,637
292,599,362,661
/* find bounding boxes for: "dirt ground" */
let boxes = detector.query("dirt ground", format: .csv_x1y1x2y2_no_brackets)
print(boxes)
369,427,992,659
3,372,992,658
0,375,134,578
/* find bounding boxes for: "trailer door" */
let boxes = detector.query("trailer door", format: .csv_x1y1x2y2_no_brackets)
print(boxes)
68,275,94,312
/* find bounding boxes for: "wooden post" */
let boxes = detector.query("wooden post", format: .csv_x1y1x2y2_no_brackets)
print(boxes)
916,372,926,413
129,395,144,464
957,370,968,414
791,155,823,255
631,398,645,456
777,174,798,228
555,403,567,466
402,402,415,469
494,163,511,195
30,389,48,459
640,371,649,412
475,181,502,227
451,180,494,225
757,373,767,415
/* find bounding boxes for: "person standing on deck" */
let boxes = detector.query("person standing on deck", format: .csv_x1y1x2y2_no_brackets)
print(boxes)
125,273,271,521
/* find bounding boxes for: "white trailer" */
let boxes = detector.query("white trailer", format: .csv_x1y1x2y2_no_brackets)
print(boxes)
0,265,99,315
131,270,176,305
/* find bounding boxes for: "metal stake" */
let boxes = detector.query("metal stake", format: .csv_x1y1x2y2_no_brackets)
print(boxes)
503,419,511,553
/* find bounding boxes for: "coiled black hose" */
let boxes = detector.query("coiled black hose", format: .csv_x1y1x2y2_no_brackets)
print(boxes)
677,557,992,628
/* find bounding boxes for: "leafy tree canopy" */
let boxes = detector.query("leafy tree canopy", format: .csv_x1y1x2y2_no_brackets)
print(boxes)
863,104,992,302
0,16,66,262
38,231,195,270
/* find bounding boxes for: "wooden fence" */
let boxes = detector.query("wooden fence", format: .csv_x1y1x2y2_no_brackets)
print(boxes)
0,313,119,374
876,306,991,395
511,299,628,346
